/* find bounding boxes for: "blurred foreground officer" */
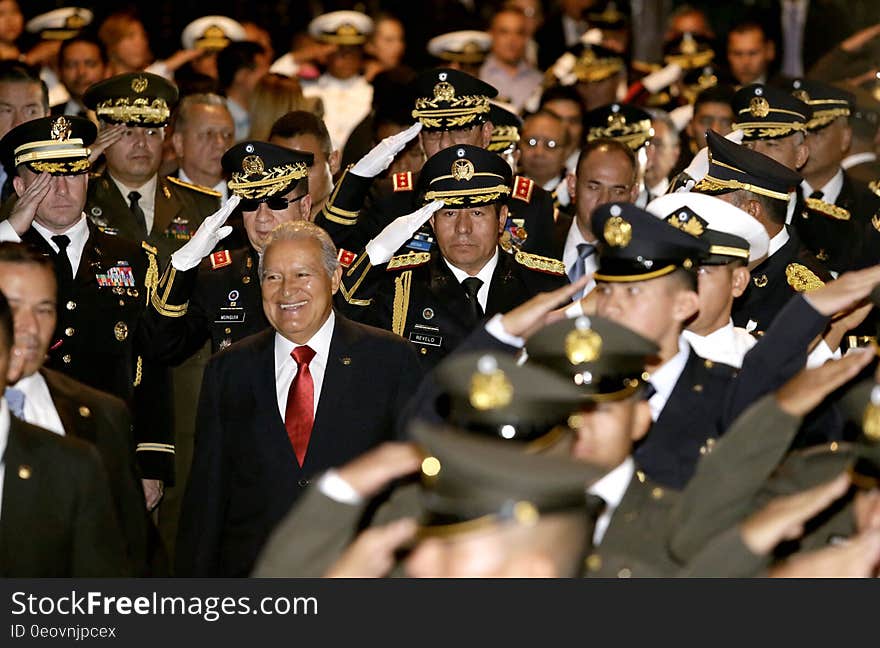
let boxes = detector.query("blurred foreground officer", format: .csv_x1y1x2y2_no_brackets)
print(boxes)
176,221,422,577
83,72,219,264
338,144,566,369
0,290,129,577
427,30,491,76
0,242,150,574
0,115,173,489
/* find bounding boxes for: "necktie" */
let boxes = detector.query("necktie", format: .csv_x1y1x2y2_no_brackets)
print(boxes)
462,276,484,321
568,242,596,283
5,387,25,419
128,190,148,234
810,190,824,201
643,381,657,401
51,234,74,290
284,345,316,466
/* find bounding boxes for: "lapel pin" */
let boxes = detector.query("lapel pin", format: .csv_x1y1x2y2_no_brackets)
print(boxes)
18,465,31,480
341,356,351,365
78,406,91,418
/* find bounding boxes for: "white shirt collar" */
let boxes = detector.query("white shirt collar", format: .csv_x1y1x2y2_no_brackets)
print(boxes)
443,249,500,311
274,309,336,371
587,456,635,546
682,320,756,369
646,336,691,421
179,168,228,200
110,173,157,232
767,226,790,257
33,214,90,275
841,152,877,170
801,168,844,205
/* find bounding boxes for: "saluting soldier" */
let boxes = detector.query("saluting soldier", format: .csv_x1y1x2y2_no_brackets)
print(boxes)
82,72,220,265
0,115,173,486
318,68,558,259
337,144,566,369
694,129,831,336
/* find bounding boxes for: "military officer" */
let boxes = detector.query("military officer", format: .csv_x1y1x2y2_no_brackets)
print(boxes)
337,144,566,369
317,68,558,259
0,115,173,485
426,30,492,77
82,72,220,265
785,80,880,273
694,129,831,336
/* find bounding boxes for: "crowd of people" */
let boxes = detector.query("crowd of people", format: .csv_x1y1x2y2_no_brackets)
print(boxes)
0,0,879,578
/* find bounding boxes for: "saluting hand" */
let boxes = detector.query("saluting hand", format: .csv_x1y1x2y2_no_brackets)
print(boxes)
170,194,240,271
351,122,423,179
8,172,52,236
89,124,126,163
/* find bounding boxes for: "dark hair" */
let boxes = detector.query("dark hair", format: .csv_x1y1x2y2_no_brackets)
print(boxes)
668,267,698,292
750,191,786,226
58,33,108,67
850,109,879,144
0,60,50,113
371,66,418,129
216,41,264,93
576,138,637,185
693,84,735,113
539,85,584,113
0,241,54,268
269,110,332,158
728,20,770,42
0,289,11,351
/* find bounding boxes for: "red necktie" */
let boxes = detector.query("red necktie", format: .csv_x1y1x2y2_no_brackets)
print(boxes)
285,345,316,466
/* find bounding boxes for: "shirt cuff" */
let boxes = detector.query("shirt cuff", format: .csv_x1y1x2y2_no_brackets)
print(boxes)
806,340,840,368
316,469,363,505
0,220,22,243
484,313,525,349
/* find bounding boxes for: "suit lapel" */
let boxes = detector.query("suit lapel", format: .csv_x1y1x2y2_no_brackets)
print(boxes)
600,475,649,550
428,253,473,328
153,178,180,237
250,330,297,464
41,370,93,444
653,351,705,434
0,419,38,567
485,251,524,316
95,176,142,241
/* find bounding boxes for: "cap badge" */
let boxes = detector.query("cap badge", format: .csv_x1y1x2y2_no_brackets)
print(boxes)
337,23,357,37
67,13,87,29
792,89,810,103
470,356,513,411
131,76,148,93
50,116,72,141
433,81,456,102
749,96,770,118
681,33,698,55
608,113,626,130
451,158,475,181
242,155,265,175
665,210,705,237
204,25,225,39
604,215,632,247
565,327,603,364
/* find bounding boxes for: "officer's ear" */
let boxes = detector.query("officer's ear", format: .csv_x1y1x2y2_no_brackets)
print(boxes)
330,263,342,295
671,284,700,323
566,171,577,203
496,204,509,233
795,139,810,170
839,121,852,156
171,130,185,159
328,149,341,175
298,193,313,221
731,265,750,298
12,174,25,198
480,120,493,148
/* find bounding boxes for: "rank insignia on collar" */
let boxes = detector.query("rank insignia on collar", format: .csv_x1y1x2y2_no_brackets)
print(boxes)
210,250,232,270
512,175,534,203
785,263,824,292
337,248,357,268
392,171,413,192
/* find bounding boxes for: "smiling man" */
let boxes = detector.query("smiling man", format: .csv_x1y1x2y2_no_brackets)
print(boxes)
175,220,422,577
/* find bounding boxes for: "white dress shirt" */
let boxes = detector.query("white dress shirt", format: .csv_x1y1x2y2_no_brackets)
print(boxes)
179,168,228,201
274,311,336,421
443,249,500,313
802,168,844,205
841,152,877,170
683,320,756,369
111,174,157,234
562,220,598,297
646,336,691,422
226,97,250,143
0,399,9,521
767,226,790,258
30,214,90,277
588,456,635,546
9,373,65,436
649,177,669,198
303,74,373,151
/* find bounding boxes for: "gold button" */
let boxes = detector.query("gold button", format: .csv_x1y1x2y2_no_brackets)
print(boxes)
224,327,232,334
114,321,129,341
78,406,91,418
704,360,714,369
18,465,31,479
585,554,602,572
692,384,703,393
617,568,632,579
242,276,251,284
420,347,427,355
66,301,76,311
651,487,664,500
65,327,75,336
62,354,72,364
118,299,125,306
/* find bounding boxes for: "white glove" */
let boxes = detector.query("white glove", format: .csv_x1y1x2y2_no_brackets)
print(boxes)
170,195,240,271
552,52,578,86
365,200,444,265
683,129,745,183
351,122,422,178
669,104,693,132
580,28,603,46
641,63,683,94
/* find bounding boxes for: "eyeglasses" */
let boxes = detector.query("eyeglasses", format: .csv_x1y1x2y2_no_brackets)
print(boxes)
239,193,306,212
522,137,559,150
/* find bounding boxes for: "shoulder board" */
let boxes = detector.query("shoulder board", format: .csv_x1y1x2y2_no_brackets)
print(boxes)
387,251,430,270
210,250,233,270
141,241,158,255
166,175,222,197
870,180,880,199
512,175,534,203
785,263,824,293
514,250,565,276
392,171,413,192
805,197,850,220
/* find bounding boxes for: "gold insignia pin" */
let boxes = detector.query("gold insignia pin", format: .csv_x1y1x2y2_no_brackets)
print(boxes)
607,113,626,130
469,367,513,410
565,328,602,364
749,96,770,118
604,215,632,247
78,406,91,418
337,23,357,37
204,25,225,39
451,158,475,181
18,465,31,480
114,321,129,341
51,116,72,141
753,274,768,288
433,81,455,101
242,155,265,175
341,356,352,366
131,77,148,93
681,33,698,55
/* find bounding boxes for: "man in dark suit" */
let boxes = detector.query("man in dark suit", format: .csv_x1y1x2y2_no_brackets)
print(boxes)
0,290,129,577
338,144,567,370
82,73,220,265
175,220,423,577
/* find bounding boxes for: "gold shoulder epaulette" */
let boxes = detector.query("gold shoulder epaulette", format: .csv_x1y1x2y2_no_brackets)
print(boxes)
166,175,222,197
869,180,880,199
805,197,850,220
387,251,430,270
515,250,565,275
785,263,824,292
141,241,158,255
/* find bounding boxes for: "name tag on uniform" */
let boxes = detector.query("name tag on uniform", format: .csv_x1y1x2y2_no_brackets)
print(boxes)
409,324,442,347
215,307,246,324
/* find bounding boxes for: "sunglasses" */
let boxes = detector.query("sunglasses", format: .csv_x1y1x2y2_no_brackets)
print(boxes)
239,193,306,212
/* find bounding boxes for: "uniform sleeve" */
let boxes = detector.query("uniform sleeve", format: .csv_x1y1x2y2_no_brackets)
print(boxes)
315,166,375,251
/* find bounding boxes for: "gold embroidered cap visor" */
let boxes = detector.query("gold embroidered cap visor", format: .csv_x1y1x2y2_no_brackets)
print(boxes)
487,104,522,152
569,43,625,83
222,141,314,200
787,79,854,131
418,143,512,207
308,10,374,45
411,68,498,131
409,421,605,538
585,103,653,150
83,72,179,127
732,83,810,140
0,115,95,177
